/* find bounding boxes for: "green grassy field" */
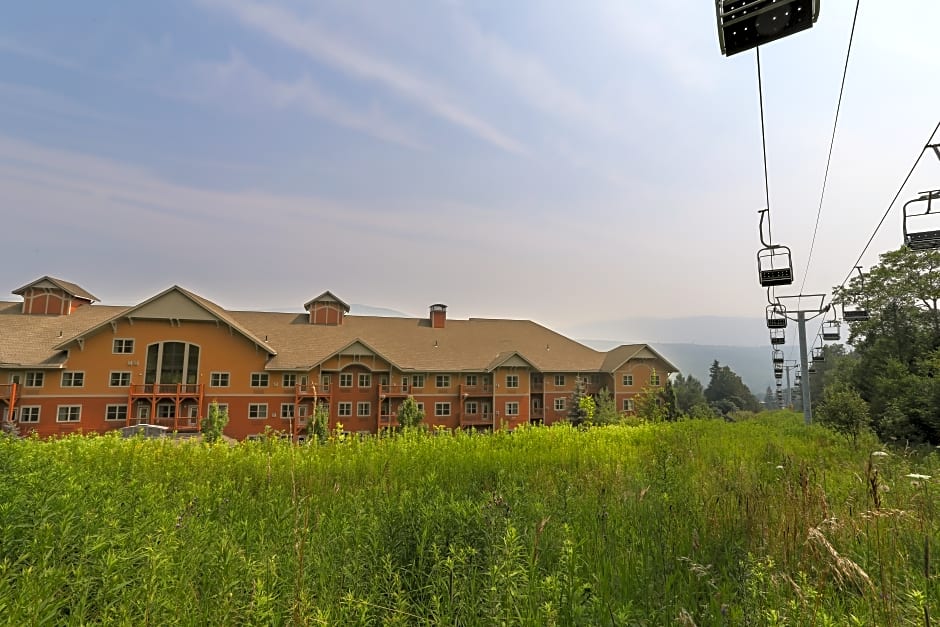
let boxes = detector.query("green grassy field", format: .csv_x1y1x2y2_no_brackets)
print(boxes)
1,413,938,625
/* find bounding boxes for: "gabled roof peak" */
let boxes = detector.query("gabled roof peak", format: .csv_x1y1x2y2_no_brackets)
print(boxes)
12,276,98,302
304,290,350,312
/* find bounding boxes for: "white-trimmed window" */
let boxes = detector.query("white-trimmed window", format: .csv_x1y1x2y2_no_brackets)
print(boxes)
465,401,478,415
19,406,40,423
623,398,635,412
210,403,229,416
250,373,269,387
157,404,175,419
506,374,519,388
297,405,308,418
106,405,128,422
412,374,425,388
358,373,372,388
210,372,230,387
57,405,81,422
339,373,353,388
109,371,131,387
248,403,268,419
554,374,565,387
435,402,451,417
61,371,84,388
357,402,371,417
416,402,425,413
282,374,296,388
321,374,332,387
622,374,633,386
338,402,352,417
280,403,295,419
650,373,661,386
436,375,450,388
554,397,566,411
505,402,519,416
465,374,477,386
113,339,135,354
25,372,44,387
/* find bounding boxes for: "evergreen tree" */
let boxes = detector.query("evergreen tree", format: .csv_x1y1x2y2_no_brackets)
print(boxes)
202,401,229,444
704,360,761,413
397,396,425,429
673,373,707,413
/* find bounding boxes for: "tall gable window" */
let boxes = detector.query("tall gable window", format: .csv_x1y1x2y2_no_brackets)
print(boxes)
145,342,200,385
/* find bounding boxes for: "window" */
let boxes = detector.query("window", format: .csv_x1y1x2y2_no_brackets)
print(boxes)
339,373,353,388
25,372,44,387
623,399,635,412
157,404,175,419
211,403,229,416
321,374,331,386
57,405,81,422
248,403,268,419
106,405,127,422
650,373,661,386
554,398,566,411
465,401,478,414
145,342,199,385
109,371,131,387
554,375,566,386
435,375,450,388
280,403,295,419
357,402,371,417
505,402,519,416
435,402,451,417
622,374,634,386
250,373,269,388
412,374,425,388
210,372,230,387
61,372,84,388
19,406,40,423
358,373,372,388
416,402,425,413
113,339,135,354
465,374,477,386
506,374,519,388
297,405,308,418
338,402,352,417
282,374,297,388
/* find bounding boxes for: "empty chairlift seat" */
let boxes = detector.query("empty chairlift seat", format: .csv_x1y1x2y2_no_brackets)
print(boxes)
843,302,869,322
812,346,825,363
758,245,794,287
716,0,821,57
822,320,840,341
769,328,786,345
766,303,788,329
772,349,785,365
903,190,940,250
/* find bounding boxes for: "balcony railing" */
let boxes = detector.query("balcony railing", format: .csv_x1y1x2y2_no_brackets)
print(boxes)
130,383,202,396
531,408,544,421
379,384,410,396
296,383,330,397
461,412,494,426
0,383,15,402
460,384,493,396
378,413,400,427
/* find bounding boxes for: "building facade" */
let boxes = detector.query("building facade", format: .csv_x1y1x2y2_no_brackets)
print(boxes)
0,277,678,440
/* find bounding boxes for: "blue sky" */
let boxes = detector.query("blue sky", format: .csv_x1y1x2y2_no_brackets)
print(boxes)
2,1,939,336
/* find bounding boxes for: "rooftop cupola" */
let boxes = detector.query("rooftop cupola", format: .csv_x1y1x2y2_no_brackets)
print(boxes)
12,276,98,315
430,303,447,329
303,291,350,325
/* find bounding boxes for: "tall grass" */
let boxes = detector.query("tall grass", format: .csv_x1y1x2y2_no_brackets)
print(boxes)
0,412,938,624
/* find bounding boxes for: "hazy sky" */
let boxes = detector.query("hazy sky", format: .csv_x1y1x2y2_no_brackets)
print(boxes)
2,1,938,335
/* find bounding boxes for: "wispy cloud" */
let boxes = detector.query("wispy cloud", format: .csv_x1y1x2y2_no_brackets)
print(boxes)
194,0,527,155
180,52,426,150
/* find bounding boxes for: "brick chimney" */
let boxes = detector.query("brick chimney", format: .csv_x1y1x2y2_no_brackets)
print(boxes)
429,304,447,329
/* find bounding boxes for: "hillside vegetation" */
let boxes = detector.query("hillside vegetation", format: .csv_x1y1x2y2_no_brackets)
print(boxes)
1,415,938,624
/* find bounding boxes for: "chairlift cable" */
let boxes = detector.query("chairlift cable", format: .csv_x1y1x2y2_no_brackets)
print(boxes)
756,46,772,242
798,0,861,297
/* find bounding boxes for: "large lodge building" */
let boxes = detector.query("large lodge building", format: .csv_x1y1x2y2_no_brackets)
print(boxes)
0,277,678,440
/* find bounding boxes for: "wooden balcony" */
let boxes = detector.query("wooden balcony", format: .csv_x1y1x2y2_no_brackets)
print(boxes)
379,384,410,398
531,408,545,422
0,383,16,404
378,413,400,428
460,412,494,427
531,381,544,393
129,383,202,397
460,384,493,397
296,383,330,398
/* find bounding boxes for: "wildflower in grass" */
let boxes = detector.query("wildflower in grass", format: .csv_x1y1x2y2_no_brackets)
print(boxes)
905,473,931,481
871,451,889,457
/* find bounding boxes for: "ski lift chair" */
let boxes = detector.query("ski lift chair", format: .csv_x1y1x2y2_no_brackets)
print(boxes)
758,245,794,287
812,346,825,363
716,0,821,57
770,328,786,345
808,365,817,374
904,190,940,250
772,349,785,365
774,370,783,380
822,319,840,341
766,303,788,329
843,302,869,322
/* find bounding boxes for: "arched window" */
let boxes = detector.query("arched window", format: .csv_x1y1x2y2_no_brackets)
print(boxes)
145,342,200,384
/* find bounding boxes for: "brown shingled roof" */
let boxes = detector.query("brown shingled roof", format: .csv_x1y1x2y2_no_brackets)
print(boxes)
12,276,99,302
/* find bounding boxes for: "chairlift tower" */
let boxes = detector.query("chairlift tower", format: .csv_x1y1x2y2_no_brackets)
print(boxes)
768,293,830,425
